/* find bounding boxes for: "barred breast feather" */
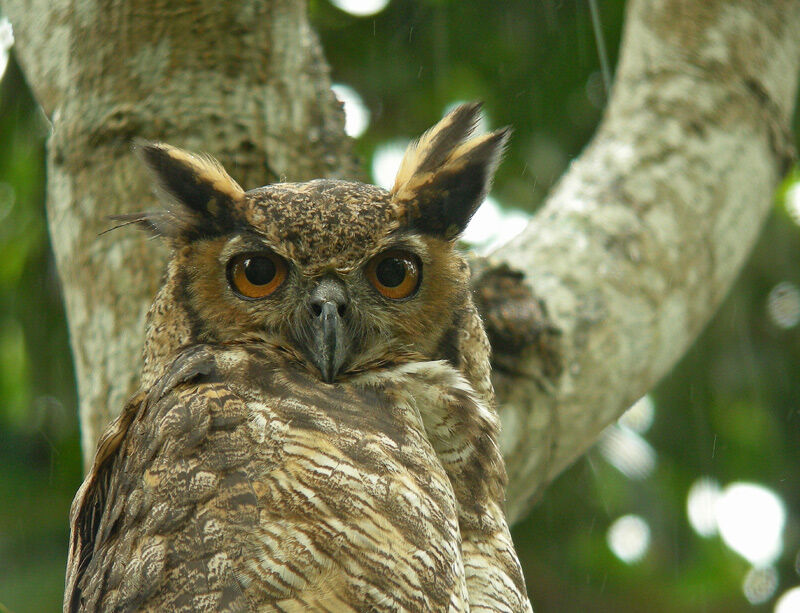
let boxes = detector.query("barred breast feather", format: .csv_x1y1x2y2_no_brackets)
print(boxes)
66,344,476,612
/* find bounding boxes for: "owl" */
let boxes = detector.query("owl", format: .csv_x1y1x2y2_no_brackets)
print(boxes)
64,103,532,612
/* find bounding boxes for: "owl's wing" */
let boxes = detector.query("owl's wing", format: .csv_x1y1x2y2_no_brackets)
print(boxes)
437,397,532,613
385,362,533,613
64,390,145,613
64,346,253,613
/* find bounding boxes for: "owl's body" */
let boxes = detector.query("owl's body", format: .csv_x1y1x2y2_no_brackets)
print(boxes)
65,104,532,612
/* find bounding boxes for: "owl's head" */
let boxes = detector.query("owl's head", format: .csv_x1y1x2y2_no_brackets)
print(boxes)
134,103,508,383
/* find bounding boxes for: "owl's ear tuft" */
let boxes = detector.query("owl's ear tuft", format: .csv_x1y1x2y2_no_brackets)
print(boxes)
391,103,510,240
133,140,245,239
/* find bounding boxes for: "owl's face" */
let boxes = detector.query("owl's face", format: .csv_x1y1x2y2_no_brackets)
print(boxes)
177,180,472,381
134,103,507,381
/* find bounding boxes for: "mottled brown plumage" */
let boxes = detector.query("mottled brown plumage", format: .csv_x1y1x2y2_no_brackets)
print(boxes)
65,103,532,612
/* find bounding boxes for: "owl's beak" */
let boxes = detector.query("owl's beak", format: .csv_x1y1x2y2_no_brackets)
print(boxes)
305,278,350,383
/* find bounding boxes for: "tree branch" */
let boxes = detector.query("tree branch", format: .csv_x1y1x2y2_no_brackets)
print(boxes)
492,0,800,522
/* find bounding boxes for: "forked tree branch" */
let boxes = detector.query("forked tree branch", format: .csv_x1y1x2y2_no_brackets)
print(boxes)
3,0,799,524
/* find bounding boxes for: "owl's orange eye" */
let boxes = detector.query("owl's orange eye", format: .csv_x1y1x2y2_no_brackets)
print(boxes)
365,250,422,300
228,252,287,299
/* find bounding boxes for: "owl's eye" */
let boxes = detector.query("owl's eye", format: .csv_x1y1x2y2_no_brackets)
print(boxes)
228,252,287,299
365,250,422,300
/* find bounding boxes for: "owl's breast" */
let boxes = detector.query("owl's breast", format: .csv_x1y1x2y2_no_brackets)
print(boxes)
68,344,471,612
216,348,470,610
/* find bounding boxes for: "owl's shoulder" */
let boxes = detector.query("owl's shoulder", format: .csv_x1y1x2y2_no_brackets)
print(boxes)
65,346,253,612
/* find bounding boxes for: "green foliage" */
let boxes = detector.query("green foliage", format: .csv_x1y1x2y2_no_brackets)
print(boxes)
2,1,799,611
0,52,81,612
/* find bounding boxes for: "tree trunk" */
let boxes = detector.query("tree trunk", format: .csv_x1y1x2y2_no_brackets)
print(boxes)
3,0,798,524
3,0,358,471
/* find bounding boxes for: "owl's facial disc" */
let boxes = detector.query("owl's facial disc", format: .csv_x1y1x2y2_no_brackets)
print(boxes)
299,276,351,383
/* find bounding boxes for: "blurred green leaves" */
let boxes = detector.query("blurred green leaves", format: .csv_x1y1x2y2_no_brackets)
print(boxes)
0,48,80,612
0,320,30,426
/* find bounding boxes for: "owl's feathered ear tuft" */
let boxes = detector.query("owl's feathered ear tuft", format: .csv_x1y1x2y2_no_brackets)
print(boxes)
392,102,510,240
129,141,246,239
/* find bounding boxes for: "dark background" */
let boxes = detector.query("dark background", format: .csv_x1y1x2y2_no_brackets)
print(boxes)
1,1,798,610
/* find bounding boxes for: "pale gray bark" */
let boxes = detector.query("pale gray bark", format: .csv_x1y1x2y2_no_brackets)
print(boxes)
3,0,799,525
496,0,800,521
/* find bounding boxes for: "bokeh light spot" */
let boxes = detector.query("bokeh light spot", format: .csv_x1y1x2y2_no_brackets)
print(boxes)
0,17,14,81
743,566,779,605
785,182,800,226
619,394,655,434
331,83,370,138
775,587,800,613
716,482,786,566
598,424,656,480
687,477,721,538
607,515,651,564
767,282,800,329
371,140,408,190
462,196,530,254
328,0,390,17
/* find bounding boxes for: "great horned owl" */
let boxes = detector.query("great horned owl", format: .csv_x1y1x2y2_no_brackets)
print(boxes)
64,103,532,612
